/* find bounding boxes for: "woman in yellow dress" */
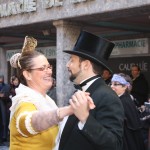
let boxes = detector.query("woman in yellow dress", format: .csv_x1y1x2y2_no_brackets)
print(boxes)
9,36,94,150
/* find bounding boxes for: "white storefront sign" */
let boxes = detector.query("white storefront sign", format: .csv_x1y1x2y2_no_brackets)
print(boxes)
6,46,56,61
112,38,149,56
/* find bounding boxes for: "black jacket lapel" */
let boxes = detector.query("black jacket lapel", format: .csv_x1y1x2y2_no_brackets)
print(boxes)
86,78,105,93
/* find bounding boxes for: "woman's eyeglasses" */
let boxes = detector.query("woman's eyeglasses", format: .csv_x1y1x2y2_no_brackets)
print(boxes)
29,65,52,72
109,83,123,86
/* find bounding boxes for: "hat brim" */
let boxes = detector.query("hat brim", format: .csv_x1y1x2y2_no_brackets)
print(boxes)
63,50,113,73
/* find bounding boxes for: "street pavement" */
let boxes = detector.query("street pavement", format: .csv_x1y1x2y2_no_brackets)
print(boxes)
0,146,9,150
0,142,9,150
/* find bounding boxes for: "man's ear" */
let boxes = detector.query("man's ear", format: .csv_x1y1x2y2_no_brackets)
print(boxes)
83,60,91,70
23,70,32,81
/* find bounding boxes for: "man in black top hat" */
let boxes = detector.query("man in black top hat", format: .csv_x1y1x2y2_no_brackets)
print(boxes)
56,31,124,150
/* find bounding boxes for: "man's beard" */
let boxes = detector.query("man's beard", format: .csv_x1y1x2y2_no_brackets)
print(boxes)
69,70,82,82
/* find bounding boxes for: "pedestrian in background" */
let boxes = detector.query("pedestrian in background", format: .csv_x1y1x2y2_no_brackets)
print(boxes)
0,75,10,145
130,65,149,107
47,78,57,103
111,73,145,150
101,68,112,85
9,75,20,98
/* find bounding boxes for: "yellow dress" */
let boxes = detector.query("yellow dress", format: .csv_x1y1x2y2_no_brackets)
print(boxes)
9,102,58,150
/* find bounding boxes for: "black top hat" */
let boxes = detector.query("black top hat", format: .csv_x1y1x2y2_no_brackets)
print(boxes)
63,31,115,73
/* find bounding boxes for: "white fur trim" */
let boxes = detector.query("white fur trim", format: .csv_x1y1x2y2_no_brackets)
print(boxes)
16,112,29,137
10,83,58,122
25,111,39,135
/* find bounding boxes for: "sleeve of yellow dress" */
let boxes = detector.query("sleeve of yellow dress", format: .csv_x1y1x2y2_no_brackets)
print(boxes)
14,102,61,137
14,102,38,137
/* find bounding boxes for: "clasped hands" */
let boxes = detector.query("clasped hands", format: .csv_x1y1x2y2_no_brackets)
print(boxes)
69,91,95,123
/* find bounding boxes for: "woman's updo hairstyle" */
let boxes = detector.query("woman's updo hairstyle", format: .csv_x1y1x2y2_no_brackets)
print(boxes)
10,36,43,85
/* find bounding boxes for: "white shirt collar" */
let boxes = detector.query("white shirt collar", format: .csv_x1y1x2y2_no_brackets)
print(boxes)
82,77,100,91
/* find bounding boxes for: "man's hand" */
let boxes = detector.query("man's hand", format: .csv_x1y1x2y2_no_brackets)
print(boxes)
70,91,95,123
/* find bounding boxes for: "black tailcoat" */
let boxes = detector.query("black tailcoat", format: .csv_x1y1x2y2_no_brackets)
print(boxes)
59,78,124,150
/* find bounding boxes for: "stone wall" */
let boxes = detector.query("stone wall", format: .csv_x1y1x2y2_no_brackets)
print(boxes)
0,0,150,28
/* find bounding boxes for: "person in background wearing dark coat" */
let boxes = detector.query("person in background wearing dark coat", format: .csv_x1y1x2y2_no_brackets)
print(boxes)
47,78,57,103
9,75,20,98
101,68,112,85
139,98,150,150
54,31,124,150
111,73,145,150
0,74,10,145
0,97,3,145
130,65,149,107
8,75,20,139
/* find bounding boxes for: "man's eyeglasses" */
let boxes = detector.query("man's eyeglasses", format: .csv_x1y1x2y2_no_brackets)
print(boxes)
109,83,123,86
29,65,52,72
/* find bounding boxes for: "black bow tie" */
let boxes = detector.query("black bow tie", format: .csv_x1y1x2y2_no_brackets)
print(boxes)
74,84,82,90
74,75,100,90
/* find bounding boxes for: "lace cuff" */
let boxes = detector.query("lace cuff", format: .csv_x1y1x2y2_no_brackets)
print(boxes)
31,109,60,131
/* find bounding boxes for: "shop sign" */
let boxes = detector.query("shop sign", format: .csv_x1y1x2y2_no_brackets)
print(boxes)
37,46,56,59
6,50,20,61
44,0,63,8
71,0,91,3
0,0,94,17
44,0,93,8
6,46,56,61
112,38,148,56
0,0,36,17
